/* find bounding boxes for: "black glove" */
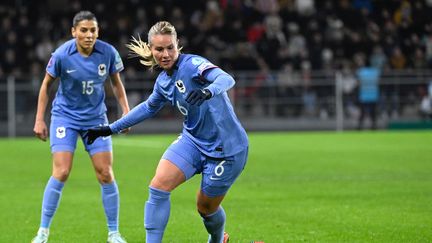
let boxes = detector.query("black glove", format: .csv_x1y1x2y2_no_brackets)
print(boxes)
83,126,113,145
185,89,212,106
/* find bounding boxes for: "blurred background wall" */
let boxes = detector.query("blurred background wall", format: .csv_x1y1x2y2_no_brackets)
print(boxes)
1,0,432,136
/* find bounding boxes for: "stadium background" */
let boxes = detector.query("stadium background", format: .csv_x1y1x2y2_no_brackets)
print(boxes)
0,1,432,242
1,0,432,135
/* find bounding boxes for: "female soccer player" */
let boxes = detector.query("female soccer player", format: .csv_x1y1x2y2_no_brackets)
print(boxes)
85,21,248,243
32,11,130,243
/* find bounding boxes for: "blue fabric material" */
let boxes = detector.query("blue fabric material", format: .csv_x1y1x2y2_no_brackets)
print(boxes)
47,39,123,123
40,176,64,228
162,135,249,197
109,54,248,158
202,207,226,243
101,181,119,232
49,116,112,155
144,187,171,243
357,67,380,102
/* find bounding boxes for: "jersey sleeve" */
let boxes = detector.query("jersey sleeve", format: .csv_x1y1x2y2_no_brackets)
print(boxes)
202,68,235,96
189,56,235,96
46,53,61,78
196,58,217,76
109,45,124,74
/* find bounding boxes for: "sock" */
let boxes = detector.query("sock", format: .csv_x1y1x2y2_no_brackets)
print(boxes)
144,186,171,243
40,176,65,228
202,206,226,243
101,181,120,232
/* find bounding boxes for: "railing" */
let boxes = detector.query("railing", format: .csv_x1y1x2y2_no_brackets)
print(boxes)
1,69,431,137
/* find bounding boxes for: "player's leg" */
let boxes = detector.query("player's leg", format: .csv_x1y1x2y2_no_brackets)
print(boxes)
198,148,248,243
144,159,185,243
144,135,199,243
197,193,227,243
42,152,74,224
32,120,78,242
85,131,126,243
90,152,119,232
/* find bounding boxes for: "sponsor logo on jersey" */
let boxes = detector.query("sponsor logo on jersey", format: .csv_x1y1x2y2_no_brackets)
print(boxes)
209,175,222,181
98,63,107,76
191,57,204,65
198,62,216,73
115,62,123,70
114,52,123,70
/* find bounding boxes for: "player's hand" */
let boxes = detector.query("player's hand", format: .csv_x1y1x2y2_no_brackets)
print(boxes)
185,89,212,106
34,120,48,141
83,126,113,145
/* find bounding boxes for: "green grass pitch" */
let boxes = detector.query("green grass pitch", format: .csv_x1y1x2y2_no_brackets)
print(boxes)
0,131,431,242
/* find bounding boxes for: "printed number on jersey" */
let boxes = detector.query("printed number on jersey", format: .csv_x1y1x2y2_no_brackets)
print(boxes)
82,80,94,95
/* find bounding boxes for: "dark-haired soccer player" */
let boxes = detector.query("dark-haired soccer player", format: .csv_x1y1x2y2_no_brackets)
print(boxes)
32,11,129,243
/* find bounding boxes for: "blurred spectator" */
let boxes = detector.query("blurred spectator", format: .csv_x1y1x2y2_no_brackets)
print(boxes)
393,0,412,26
411,47,427,69
369,45,387,70
419,82,432,120
255,0,279,15
423,33,432,68
256,13,286,70
276,63,300,116
389,46,407,70
300,61,317,117
353,0,373,12
0,0,432,78
340,62,358,119
295,0,315,16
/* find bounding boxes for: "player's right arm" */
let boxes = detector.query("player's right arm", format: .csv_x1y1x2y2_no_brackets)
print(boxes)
84,89,167,145
109,89,167,133
33,73,56,141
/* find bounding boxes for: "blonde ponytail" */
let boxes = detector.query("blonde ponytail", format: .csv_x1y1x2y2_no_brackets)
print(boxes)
126,35,157,70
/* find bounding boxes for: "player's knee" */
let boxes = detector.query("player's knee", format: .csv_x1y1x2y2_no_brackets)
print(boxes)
96,168,114,183
197,201,218,216
52,168,70,182
150,177,175,192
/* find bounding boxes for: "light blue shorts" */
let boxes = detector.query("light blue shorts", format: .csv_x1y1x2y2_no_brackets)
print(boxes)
50,116,112,156
162,135,248,197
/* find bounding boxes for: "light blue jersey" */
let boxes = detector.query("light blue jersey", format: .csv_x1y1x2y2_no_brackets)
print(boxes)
357,67,380,103
46,39,124,125
110,54,248,158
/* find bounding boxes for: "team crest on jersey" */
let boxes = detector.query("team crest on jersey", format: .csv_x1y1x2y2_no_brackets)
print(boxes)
98,64,107,76
175,80,186,93
191,57,204,65
56,126,66,139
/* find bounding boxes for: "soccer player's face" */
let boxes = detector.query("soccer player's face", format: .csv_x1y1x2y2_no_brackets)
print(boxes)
150,34,179,70
72,20,99,54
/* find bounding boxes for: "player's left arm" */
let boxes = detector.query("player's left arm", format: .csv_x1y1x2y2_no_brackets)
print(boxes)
186,68,235,106
202,68,235,96
110,72,131,132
